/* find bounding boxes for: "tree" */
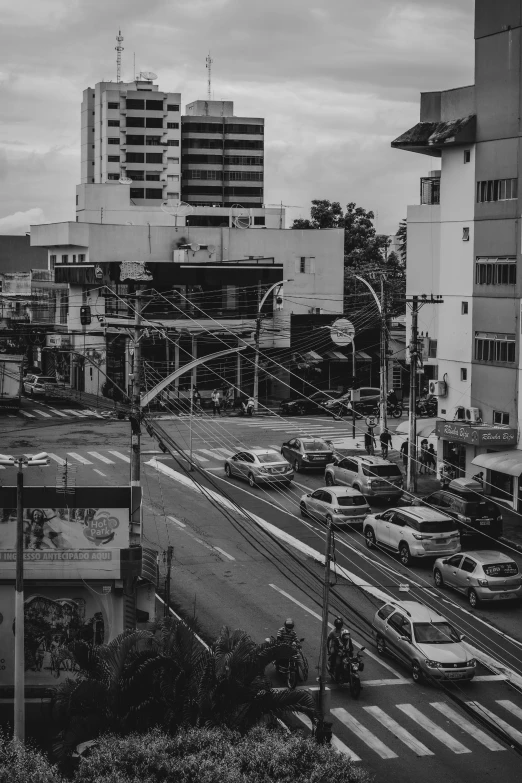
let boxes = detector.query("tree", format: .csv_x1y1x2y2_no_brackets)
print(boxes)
396,218,407,264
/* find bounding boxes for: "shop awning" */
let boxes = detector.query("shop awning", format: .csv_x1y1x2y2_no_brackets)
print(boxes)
471,450,522,477
355,351,372,362
397,418,439,439
302,350,323,363
325,350,349,362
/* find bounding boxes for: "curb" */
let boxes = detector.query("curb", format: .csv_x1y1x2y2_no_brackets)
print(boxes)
499,535,522,554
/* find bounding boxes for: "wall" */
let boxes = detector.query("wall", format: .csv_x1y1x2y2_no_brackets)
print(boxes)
0,236,47,272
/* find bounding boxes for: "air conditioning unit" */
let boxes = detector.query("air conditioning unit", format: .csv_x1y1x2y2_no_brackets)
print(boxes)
428,380,447,397
465,407,482,423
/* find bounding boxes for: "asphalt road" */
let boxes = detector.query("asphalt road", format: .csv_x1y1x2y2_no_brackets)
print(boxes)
2,406,522,780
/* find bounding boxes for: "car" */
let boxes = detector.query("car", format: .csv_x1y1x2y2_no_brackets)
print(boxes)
23,374,62,399
279,390,343,417
363,506,460,566
372,600,476,683
224,448,294,488
280,437,334,472
433,550,522,608
299,486,370,529
418,477,503,540
325,455,404,501
323,386,380,418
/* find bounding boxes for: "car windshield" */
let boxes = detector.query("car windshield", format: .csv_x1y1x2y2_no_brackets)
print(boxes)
413,622,460,644
483,562,519,577
362,465,402,478
303,441,330,452
256,453,283,464
418,520,457,534
337,496,367,507
40,377,57,384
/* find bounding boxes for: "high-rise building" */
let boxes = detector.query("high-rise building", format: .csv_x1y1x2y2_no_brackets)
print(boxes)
181,100,264,209
81,77,181,205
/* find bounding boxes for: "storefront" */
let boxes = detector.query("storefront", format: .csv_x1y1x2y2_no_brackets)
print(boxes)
470,450,522,510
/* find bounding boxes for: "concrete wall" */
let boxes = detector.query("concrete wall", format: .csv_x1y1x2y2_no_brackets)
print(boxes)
475,25,521,141
475,0,521,40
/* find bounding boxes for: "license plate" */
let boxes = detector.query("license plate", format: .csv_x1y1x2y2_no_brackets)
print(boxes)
499,593,512,599
445,671,464,679
479,520,490,526
437,539,448,544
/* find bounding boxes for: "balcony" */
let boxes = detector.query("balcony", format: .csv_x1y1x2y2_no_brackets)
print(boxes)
420,175,440,205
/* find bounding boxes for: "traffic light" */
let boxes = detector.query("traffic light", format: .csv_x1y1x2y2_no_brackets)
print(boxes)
274,285,284,311
80,306,92,325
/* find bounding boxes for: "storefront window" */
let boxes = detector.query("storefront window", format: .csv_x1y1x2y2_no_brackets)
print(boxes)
443,441,466,478
490,469,513,503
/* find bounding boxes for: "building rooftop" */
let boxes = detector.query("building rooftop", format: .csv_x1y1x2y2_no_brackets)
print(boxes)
391,115,476,157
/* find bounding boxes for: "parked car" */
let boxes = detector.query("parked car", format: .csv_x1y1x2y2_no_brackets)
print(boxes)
433,550,522,607
279,390,342,417
299,486,370,529
324,386,380,418
417,478,503,540
372,600,476,683
224,448,294,487
280,437,334,472
23,374,63,399
363,506,460,566
325,455,403,501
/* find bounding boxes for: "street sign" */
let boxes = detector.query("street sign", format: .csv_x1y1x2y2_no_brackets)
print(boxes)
330,318,355,346
365,415,377,429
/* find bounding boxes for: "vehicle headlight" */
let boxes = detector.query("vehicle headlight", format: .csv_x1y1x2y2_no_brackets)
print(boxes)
477,579,488,586
351,662,359,671
466,659,476,667
425,659,441,668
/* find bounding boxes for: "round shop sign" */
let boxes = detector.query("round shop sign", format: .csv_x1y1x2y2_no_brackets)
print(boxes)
365,416,377,429
330,318,355,346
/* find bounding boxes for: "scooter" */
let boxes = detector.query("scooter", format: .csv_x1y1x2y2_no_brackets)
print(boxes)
327,646,365,698
240,398,255,417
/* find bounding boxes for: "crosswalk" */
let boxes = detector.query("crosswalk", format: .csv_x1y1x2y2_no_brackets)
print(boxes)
322,699,521,761
225,418,363,445
17,405,104,420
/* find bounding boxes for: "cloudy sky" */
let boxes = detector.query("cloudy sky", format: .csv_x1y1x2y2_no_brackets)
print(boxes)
0,0,474,235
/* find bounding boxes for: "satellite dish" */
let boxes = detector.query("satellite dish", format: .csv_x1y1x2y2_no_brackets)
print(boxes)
140,71,157,81
119,177,133,185
161,200,193,217
230,203,251,229
190,243,200,252
207,244,216,253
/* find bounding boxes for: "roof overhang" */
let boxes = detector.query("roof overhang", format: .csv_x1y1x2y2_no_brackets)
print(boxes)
391,115,476,157
471,450,522,477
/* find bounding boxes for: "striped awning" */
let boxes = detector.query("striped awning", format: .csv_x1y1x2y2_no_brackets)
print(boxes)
325,350,349,362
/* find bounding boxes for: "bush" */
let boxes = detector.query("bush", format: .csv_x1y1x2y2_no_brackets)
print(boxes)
73,726,371,783
0,731,62,783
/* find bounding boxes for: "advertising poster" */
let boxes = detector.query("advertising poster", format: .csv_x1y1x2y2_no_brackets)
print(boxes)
0,585,114,688
0,507,129,550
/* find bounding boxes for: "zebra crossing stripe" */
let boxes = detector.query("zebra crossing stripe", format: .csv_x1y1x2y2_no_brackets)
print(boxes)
430,702,505,752
63,409,88,417
87,451,115,464
331,707,397,759
363,706,433,756
183,450,209,463
108,450,130,463
466,702,522,745
32,409,52,418
295,714,361,762
396,704,471,754
497,699,522,722
46,408,70,418
67,452,93,465
19,411,36,418
48,454,66,465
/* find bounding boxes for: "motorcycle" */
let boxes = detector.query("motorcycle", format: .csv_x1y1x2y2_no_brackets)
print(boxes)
415,396,437,418
327,646,365,698
371,402,404,419
267,636,309,689
240,398,255,417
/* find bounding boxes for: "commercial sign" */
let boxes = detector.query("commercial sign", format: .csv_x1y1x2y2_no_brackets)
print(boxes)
0,549,120,579
0,506,128,550
330,318,355,347
435,421,517,447
46,334,71,349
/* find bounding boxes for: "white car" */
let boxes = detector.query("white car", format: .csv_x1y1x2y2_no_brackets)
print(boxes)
299,486,370,529
363,506,460,566
224,448,294,487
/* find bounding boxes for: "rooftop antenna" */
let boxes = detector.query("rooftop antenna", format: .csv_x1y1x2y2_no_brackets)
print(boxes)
206,51,213,101
115,29,124,83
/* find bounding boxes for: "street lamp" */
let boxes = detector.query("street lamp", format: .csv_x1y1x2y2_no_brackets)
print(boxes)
0,452,49,743
252,279,292,411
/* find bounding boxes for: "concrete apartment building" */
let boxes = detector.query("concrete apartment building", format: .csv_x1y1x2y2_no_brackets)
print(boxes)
392,0,522,509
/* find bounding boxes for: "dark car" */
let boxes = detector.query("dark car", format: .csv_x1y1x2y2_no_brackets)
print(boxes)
417,479,503,540
281,437,335,472
280,390,342,417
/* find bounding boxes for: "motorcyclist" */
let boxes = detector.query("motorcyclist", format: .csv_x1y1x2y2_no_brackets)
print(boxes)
276,618,299,669
326,616,344,672
340,628,354,659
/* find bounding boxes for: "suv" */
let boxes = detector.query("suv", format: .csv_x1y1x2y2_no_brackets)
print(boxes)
280,390,342,417
325,455,403,501
363,506,460,565
418,478,503,540
23,374,62,399
372,600,476,683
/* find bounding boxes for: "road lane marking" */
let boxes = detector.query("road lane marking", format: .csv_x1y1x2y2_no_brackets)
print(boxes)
199,449,226,460
214,546,235,561
88,451,115,464
93,469,106,477
496,699,522,722
467,702,522,745
430,702,505,751
48,454,66,465
363,706,433,756
168,515,186,527
63,409,89,417
32,409,52,418
67,452,93,465
19,411,36,418
331,708,397,759
165,514,234,561
396,705,471,754
108,450,130,463
295,714,361,761
213,448,234,457
46,408,70,418
268,583,407,681
184,450,209,462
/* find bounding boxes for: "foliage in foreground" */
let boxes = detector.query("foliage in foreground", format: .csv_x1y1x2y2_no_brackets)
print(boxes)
0,730,60,783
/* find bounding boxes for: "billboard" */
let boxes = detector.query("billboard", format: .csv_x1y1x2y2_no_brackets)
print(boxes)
0,507,129,549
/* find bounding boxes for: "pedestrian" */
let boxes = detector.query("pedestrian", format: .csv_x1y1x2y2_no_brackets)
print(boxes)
211,388,221,416
400,439,409,468
192,386,202,415
380,428,392,459
224,383,235,412
440,464,453,489
419,439,429,474
426,443,436,474
364,427,376,456
472,471,484,487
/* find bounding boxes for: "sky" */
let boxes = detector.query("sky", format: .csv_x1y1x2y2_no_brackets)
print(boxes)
0,0,475,235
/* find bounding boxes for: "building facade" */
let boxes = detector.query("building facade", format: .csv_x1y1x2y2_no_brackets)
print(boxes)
393,0,522,509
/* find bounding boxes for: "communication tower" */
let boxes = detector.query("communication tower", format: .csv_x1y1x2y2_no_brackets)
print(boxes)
115,30,124,83
206,52,213,100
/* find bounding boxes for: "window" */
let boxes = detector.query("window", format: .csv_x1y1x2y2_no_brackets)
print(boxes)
477,178,518,202
225,156,263,166
108,119,120,127
72,254,77,263
167,122,179,129
167,174,179,181
475,257,516,285
78,254,86,263
377,605,395,621
296,257,315,274
146,173,160,181
225,123,264,135
92,144,95,148
75,195,78,206
146,136,162,145
420,176,440,205
462,227,470,241
493,410,510,425
50,254,56,263
224,186,263,196
428,339,437,358
59,291,68,324
126,99,144,110
130,187,144,198
187,170,221,180
108,101,119,109
167,156,179,163
254,216,265,225
108,155,120,162
145,188,163,199
167,139,179,146
460,368,467,381
460,557,477,574
107,173,119,180
475,331,516,363
167,104,180,111
108,137,120,145
167,192,179,198
126,152,144,163
126,135,145,145
183,185,222,195
126,116,145,127
464,149,471,163
224,139,263,150
61,254,68,263
222,284,237,310
126,170,144,180
146,99,163,110
146,117,163,128
225,171,263,181
146,152,163,163
461,301,468,314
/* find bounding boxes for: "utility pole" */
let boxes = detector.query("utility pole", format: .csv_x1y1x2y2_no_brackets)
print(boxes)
316,520,333,745
380,274,388,435
253,279,291,411
407,296,419,494
130,288,142,545
164,545,173,617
